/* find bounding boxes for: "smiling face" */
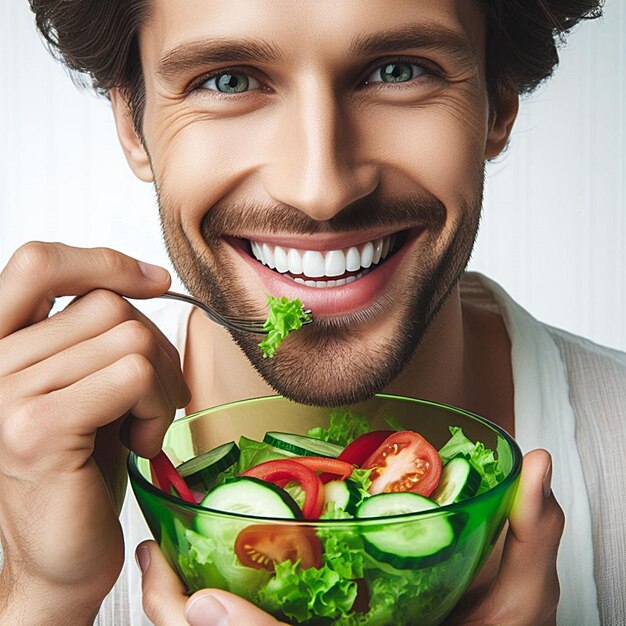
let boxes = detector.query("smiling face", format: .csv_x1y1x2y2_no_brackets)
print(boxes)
113,0,517,406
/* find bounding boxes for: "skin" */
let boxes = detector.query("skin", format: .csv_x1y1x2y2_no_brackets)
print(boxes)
0,1,564,624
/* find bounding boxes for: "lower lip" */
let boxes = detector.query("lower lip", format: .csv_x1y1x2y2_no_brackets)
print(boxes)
228,230,424,316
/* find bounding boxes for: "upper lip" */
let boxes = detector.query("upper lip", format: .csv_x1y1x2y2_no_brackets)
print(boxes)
226,225,424,251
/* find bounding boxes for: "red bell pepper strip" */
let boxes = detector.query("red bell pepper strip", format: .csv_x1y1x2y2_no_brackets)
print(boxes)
150,451,196,504
241,459,324,519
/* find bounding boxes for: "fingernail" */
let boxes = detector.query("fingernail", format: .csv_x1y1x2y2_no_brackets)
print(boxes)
138,261,170,282
135,545,150,574
186,594,228,626
542,458,553,498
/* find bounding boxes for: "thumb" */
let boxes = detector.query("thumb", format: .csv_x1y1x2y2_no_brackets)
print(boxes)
185,589,284,626
136,540,188,626
486,449,565,623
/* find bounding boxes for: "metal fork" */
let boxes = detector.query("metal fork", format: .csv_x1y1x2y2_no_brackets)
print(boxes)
158,290,312,335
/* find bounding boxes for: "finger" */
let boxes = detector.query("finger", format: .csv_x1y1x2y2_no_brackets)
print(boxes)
17,353,175,460
136,540,189,626
186,589,284,626
9,319,189,413
0,242,170,338
0,289,181,380
478,449,564,625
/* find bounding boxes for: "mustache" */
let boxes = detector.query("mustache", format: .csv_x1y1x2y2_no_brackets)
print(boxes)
200,194,447,243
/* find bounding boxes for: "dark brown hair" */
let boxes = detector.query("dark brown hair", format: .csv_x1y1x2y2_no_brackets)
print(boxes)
29,0,604,133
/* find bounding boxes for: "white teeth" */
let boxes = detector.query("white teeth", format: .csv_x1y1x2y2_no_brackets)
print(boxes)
345,246,361,272
248,233,397,284
373,238,383,265
262,243,275,269
274,246,289,273
360,241,374,269
288,248,303,275
382,237,390,259
324,249,346,277
302,250,325,278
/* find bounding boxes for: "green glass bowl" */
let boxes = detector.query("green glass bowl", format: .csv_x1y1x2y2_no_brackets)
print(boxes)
128,394,521,626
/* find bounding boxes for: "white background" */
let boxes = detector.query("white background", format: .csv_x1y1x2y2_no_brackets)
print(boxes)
1,1,624,350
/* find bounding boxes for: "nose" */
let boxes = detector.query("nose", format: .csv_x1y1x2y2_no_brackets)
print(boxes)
262,82,379,221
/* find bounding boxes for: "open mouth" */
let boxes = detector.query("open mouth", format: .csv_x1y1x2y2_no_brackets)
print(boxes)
244,231,408,288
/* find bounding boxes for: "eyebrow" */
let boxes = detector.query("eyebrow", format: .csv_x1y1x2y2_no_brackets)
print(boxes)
350,24,476,68
157,38,283,83
156,23,475,84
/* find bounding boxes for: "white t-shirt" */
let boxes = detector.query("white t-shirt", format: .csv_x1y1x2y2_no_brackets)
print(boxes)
14,272,624,625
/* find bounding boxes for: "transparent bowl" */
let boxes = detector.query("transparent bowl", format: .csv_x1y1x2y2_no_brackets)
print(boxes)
128,394,521,626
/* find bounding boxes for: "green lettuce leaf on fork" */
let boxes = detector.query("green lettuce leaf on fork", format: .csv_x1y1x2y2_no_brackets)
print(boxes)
258,296,312,358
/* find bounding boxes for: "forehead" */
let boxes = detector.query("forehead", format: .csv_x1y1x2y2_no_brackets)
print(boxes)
141,0,485,67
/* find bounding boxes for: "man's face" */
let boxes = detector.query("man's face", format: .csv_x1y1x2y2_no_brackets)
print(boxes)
135,0,498,405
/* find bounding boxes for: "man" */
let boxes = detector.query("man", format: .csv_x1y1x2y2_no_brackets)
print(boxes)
0,1,623,625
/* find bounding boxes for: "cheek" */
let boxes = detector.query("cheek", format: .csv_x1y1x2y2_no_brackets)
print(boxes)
145,106,275,229
363,95,488,208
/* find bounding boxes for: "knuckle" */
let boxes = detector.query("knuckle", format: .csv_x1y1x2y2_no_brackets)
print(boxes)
10,241,56,279
95,247,129,277
116,320,155,356
0,403,41,464
120,353,155,388
88,289,132,324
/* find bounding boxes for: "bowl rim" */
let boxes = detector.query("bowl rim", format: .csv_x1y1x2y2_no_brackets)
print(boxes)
128,393,523,524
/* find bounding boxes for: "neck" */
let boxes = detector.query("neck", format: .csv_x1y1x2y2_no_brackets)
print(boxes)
183,281,514,433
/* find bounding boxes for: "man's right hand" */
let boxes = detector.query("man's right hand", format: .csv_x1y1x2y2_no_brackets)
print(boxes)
0,242,191,625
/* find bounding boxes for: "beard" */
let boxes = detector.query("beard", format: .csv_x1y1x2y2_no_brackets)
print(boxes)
157,175,484,407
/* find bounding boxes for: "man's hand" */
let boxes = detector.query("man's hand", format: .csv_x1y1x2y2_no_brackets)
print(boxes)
0,242,190,625
139,449,563,626
444,449,564,626
137,540,284,625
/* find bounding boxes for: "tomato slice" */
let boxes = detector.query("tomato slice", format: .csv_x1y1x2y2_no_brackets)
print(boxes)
150,451,196,504
318,431,394,483
235,524,322,571
241,459,324,519
362,431,442,497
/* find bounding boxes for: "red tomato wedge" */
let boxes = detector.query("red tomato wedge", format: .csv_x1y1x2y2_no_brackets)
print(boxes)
150,451,196,504
234,524,322,571
362,431,442,497
290,456,354,480
241,459,324,519
318,431,394,483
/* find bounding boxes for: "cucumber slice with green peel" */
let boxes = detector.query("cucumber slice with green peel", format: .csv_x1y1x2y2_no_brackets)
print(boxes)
198,477,302,519
432,457,482,506
355,492,456,569
177,442,240,491
263,432,344,458
195,478,302,556
323,480,362,515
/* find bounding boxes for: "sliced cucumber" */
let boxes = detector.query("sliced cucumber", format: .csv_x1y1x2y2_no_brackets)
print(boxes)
323,480,362,515
263,432,344,458
196,478,302,556
432,457,481,506
199,477,302,519
355,492,456,569
177,442,240,491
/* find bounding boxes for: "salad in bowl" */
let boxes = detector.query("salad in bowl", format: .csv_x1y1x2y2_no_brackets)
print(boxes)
129,394,521,625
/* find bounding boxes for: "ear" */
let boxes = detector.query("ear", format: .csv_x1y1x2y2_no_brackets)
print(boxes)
484,90,519,159
110,89,153,182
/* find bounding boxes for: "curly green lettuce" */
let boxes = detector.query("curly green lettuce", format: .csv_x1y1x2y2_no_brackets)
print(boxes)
258,296,311,358
307,408,371,447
